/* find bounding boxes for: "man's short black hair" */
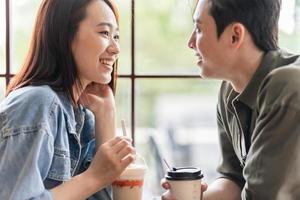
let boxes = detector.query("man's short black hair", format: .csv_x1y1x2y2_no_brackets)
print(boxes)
209,0,281,52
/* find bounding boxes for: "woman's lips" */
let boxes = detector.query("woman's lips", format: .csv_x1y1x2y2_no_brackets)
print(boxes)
99,59,114,72
101,63,113,73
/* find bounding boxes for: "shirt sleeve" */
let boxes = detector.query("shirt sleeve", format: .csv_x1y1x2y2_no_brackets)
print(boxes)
0,88,56,200
80,111,112,200
0,124,54,200
216,106,245,189
242,67,300,200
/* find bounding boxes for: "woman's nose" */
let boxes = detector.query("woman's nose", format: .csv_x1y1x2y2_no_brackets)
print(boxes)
108,40,120,55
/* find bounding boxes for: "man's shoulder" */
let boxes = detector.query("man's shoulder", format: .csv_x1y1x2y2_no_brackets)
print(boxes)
269,64,300,82
265,55,300,89
260,49,300,95
259,63,300,109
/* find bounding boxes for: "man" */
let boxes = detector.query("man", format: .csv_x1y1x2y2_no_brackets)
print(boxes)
162,0,300,199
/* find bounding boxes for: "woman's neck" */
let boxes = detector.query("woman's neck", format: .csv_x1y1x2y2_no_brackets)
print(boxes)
72,79,89,103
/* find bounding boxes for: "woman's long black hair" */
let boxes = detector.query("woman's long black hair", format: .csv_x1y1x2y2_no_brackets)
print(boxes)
6,0,119,103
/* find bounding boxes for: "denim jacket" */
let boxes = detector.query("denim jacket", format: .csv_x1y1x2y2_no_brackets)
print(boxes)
0,85,111,200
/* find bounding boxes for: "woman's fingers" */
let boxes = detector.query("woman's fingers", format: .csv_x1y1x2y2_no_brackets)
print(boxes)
120,154,135,169
107,136,122,146
86,82,110,97
107,136,131,147
117,145,135,160
112,138,132,153
105,136,134,165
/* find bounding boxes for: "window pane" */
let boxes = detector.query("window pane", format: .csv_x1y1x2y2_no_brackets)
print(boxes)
11,0,40,74
135,79,221,196
136,0,199,74
115,78,131,133
115,0,131,75
279,0,300,53
0,0,5,74
0,78,5,100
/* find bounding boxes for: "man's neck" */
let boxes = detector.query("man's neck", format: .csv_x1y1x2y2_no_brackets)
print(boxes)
230,49,264,93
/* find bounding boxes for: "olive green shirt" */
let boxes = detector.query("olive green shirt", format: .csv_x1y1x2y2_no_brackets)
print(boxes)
217,49,300,200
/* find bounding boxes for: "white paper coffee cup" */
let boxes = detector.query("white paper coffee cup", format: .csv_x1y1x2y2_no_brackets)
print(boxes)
166,167,203,200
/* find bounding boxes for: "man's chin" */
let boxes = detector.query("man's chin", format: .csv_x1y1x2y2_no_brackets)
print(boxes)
199,68,207,79
199,69,214,79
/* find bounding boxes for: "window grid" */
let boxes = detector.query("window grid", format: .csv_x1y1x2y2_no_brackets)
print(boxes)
4,0,11,86
2,0,201,146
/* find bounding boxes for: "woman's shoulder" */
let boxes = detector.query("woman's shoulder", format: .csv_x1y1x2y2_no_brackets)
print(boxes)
6,85,58,103
1,85,60,113
0,85,63,128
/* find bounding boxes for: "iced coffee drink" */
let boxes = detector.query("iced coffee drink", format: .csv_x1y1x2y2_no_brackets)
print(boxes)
112,156,147,200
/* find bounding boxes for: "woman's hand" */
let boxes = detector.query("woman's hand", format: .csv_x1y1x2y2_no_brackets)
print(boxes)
79,82,115,116
51,137,134,200
161,178,208,200
80,83,116,146
85,136,135,189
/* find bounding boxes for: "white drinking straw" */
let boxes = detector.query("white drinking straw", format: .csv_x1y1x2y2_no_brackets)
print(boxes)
121,119,128,137
121,119,139,163
163,158,172,171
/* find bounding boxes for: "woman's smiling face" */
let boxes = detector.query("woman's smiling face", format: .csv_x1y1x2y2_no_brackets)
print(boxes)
72,0,120,87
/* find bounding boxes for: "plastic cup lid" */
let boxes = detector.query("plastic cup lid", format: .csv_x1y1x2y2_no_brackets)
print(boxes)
165,167,203,180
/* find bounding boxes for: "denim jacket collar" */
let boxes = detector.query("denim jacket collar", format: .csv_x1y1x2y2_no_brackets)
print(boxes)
56,91,85,136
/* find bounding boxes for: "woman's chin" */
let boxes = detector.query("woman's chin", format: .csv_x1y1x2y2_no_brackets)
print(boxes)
95,76,111,85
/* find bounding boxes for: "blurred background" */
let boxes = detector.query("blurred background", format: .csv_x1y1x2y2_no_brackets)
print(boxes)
1,0,300,198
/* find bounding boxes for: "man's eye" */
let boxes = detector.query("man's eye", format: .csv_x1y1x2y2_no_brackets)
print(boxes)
114,34,120,40
195,27,201,33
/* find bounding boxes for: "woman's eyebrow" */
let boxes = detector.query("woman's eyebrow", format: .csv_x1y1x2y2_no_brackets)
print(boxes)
96,22,119,31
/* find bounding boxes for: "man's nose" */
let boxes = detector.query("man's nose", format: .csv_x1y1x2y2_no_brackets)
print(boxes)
188,31,196,49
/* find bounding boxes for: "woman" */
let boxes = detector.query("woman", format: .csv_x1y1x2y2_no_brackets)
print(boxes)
0,0,134,199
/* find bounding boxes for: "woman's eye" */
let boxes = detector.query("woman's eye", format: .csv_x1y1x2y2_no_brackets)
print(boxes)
100,31,109,36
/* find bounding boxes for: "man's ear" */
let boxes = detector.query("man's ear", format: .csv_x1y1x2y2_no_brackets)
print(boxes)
230,23,245,49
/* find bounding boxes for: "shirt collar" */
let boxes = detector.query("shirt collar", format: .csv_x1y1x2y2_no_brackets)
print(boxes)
56,91,85,133
238,50,283,109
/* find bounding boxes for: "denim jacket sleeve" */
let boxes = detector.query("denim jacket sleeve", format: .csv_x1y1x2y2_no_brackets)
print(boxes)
80,109,112,200
0,86,59,200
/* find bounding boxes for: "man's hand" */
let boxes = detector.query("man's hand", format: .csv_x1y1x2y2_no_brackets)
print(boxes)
161,178,208,200
162,178,241,200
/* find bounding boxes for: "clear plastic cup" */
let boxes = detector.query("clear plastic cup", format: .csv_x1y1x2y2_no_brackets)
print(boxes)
112,154,147,200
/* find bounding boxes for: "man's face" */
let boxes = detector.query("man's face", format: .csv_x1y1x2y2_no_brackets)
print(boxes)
188,0,234,80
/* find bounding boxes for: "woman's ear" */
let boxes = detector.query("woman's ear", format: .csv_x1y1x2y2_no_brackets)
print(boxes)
230,23,245,49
